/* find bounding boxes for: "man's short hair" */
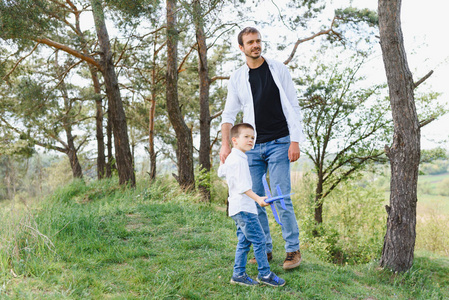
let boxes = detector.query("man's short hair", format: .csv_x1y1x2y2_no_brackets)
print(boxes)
237,27,261,46
231,123,254,139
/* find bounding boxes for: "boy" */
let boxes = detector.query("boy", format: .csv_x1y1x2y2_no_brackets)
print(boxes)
218,123,286,287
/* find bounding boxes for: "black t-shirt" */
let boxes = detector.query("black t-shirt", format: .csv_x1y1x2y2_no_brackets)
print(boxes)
248,60,289,144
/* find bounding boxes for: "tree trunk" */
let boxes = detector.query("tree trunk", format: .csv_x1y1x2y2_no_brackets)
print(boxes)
91,70,106,180
91,0,135,186
378,0,420,272
166,0,195,190
56,51,84,180
312,173,324,236
313,163,324,225
66,131,83,179
148,93,157,180
193,0,211,201
74,8,106,180
106,110,115,178
148,33,158,180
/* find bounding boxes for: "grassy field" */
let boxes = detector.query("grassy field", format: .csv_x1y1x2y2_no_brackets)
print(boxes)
0,178,448,299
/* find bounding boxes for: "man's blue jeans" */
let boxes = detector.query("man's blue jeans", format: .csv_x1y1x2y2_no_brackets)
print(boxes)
231,211,271,277
246,135,300,253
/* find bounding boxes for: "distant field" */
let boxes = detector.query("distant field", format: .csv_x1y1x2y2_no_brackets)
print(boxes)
418,172,449,214
418,194,449,215
419,172,449,183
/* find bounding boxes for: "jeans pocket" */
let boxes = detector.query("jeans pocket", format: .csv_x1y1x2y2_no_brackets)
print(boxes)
274,135,290,144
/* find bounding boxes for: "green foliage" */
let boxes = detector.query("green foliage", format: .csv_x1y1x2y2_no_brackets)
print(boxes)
421,147,448,164
419,149,449,176
194,165,211,191
296,50,391,225
335,7,378,26
210,167,228,205
295,174,385,265
420,160,449,176
0,0,59,45
415,91,448,128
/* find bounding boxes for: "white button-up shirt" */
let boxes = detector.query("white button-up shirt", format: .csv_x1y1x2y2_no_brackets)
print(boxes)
218,148,257,217
221,57,306,143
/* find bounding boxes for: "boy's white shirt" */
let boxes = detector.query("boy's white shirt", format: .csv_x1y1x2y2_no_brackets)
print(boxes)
218,148,258,217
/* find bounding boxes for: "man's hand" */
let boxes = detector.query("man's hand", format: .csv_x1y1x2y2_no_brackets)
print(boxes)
219,143,231,163
220,123,233,163
288,142,300,162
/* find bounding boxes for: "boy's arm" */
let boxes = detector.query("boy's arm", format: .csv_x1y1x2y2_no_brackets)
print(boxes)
244,190,269,207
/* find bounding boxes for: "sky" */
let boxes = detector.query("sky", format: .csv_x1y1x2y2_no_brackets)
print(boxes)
336,0,449,150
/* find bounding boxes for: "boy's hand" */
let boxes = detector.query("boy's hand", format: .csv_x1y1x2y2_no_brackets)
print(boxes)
244,190,269,207
257,196,269,207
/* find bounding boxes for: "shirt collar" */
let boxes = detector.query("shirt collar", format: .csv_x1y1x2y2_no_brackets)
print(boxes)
244,56,271,72
231,148,248,159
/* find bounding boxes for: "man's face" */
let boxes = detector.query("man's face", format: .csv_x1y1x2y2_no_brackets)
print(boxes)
239,32,262,60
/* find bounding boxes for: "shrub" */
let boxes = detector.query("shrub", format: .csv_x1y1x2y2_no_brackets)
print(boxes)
293,173,385,264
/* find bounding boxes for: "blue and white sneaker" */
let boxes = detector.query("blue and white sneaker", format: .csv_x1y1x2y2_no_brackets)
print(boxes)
230,273,259,286
257,272,286,287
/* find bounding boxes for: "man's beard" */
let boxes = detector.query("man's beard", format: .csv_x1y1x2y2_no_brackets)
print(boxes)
246,48,261,58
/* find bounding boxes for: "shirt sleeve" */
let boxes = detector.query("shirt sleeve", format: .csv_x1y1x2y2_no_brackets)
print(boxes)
280,63,303,122
278,63,306,143
217,163,225,178
220,73,241,126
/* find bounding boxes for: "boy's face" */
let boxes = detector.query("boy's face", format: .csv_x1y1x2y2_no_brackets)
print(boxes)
232,127,255,153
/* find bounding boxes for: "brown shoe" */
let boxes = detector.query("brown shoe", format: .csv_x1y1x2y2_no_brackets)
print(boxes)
283,250,302,270
248,252,272,264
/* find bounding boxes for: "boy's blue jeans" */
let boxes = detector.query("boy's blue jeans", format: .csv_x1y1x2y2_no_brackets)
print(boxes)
231,211,271,277
246,135,301,253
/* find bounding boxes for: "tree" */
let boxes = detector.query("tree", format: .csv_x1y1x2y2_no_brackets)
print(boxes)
91,0,135,186
0,0,135,186
166,0,195,190
378,0,420,272
298,52,390,227
0,53,87,179
191,0,211,200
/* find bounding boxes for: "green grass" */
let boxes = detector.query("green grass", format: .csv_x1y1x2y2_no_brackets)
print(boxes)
1,178,448,299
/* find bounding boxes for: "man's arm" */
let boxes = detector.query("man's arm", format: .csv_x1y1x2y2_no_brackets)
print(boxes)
220,123,232,163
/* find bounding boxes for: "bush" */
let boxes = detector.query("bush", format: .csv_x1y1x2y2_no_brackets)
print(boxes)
293,173,385,264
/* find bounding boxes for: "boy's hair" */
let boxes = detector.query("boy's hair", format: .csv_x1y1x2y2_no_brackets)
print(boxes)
237,27,261,46
230,123,254,139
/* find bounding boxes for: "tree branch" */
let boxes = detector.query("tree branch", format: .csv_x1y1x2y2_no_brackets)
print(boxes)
210,75,229,83
210,110,223,120
2,43,39,80
178,45,195,73
35,38,102,71
284,16,342,65
414,70,433,89
419,117,436,128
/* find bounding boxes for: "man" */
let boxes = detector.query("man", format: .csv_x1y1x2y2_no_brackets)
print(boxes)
219,27,305,270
